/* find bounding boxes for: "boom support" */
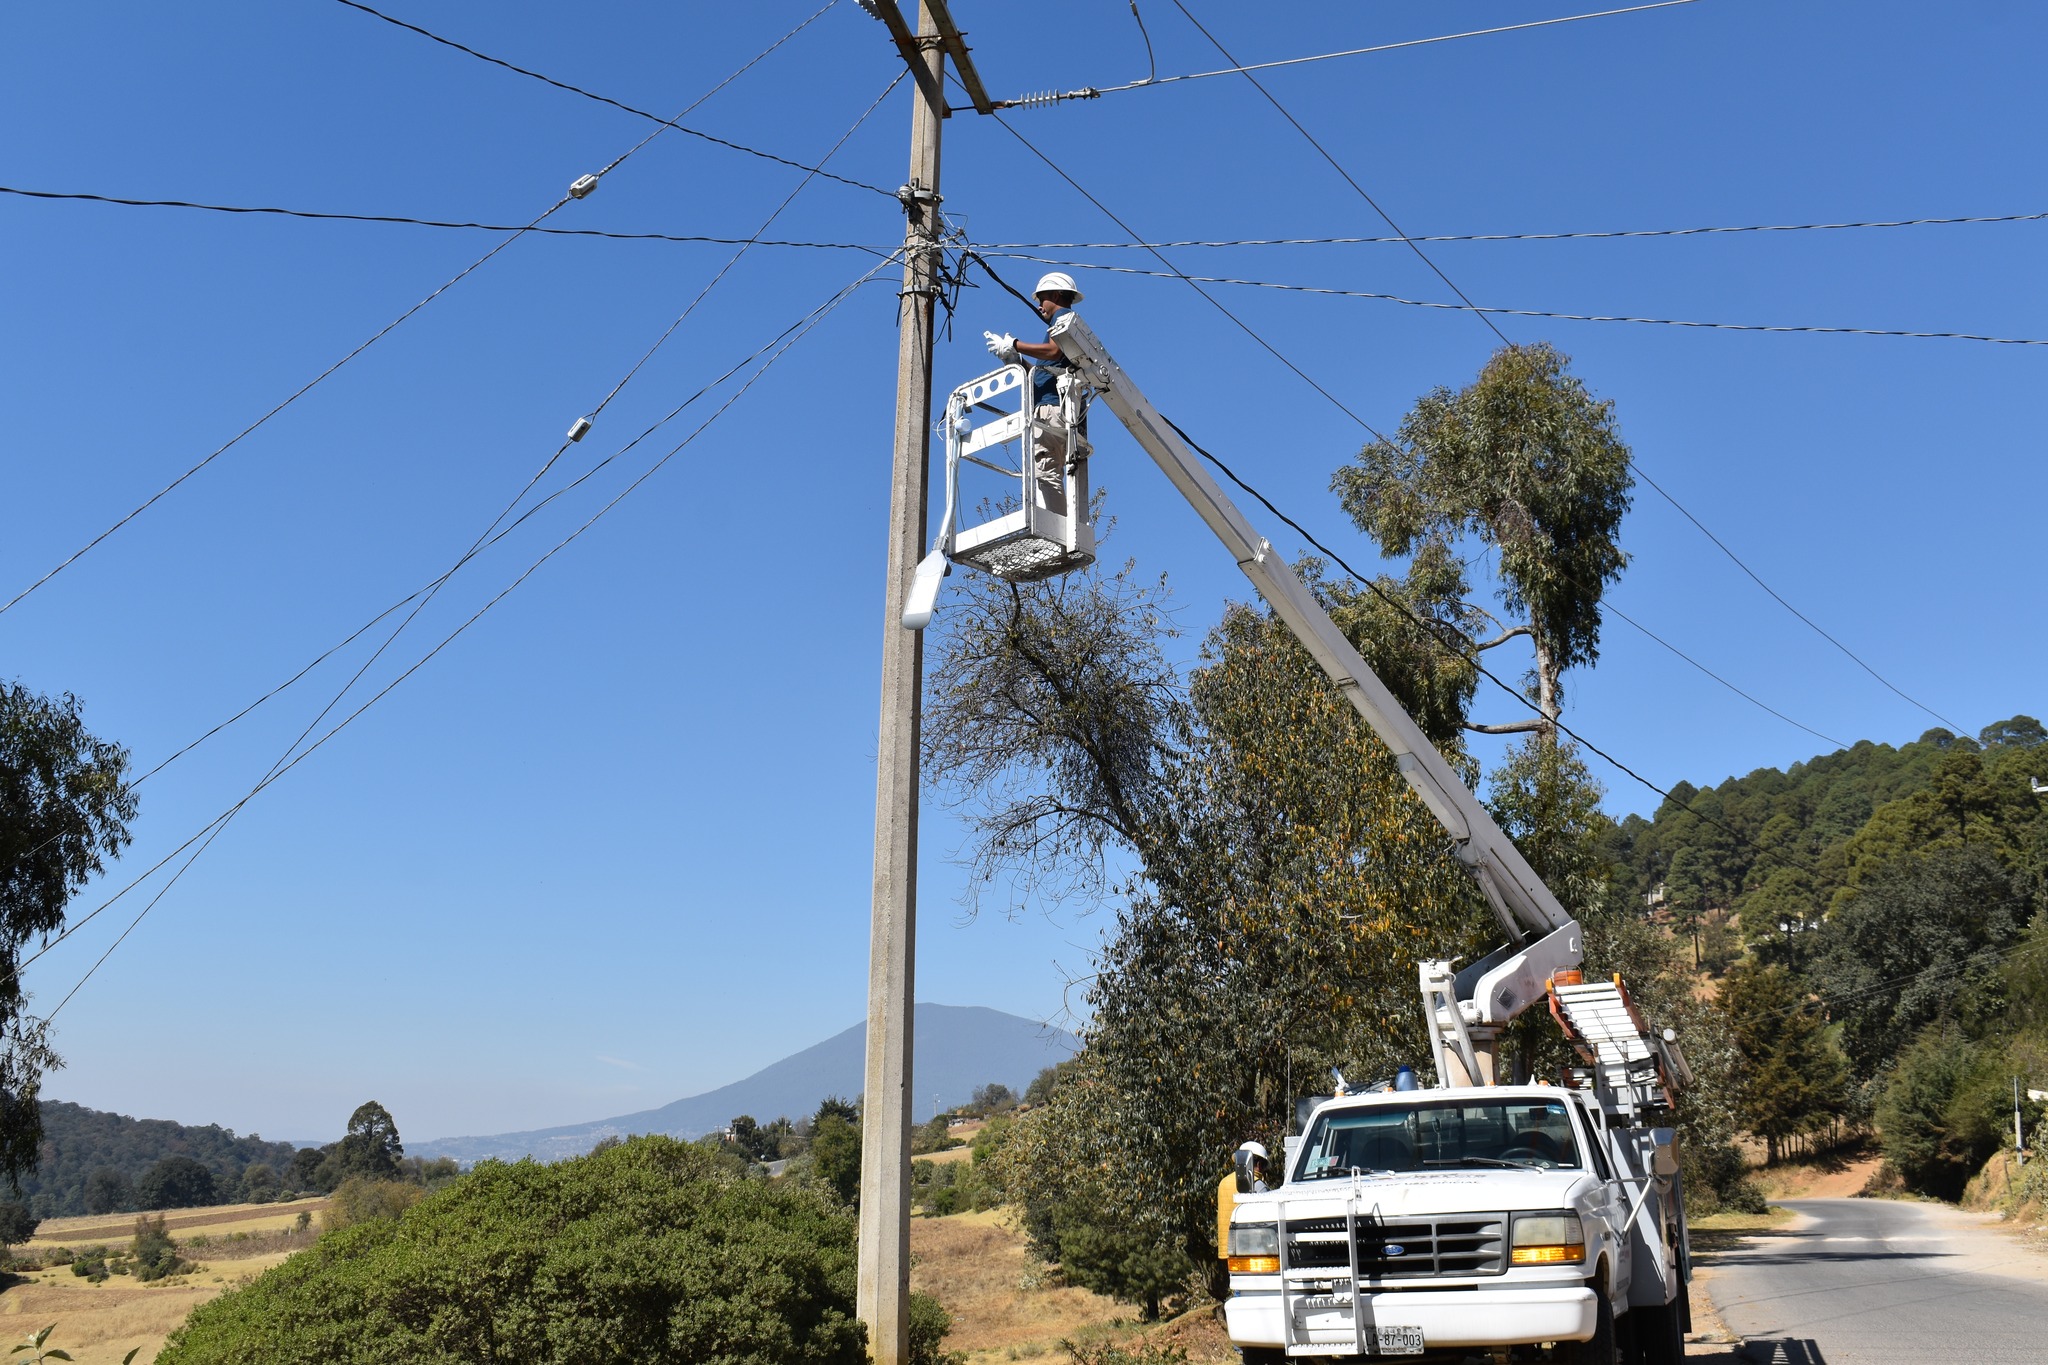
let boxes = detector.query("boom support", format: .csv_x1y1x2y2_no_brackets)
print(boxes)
1043,315,1582,1084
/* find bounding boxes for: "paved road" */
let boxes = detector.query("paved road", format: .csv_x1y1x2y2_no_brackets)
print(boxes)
1697,1198,2048,1364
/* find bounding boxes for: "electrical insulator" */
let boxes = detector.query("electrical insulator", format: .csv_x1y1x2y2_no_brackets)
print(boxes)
567,417,592,443
568,174,599,200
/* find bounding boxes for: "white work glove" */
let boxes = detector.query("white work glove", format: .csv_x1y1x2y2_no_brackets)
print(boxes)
983,330,1020,364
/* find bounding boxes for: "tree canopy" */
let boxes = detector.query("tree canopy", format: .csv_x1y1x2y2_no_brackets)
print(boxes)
1332,343,1633,739
0,682,138,1181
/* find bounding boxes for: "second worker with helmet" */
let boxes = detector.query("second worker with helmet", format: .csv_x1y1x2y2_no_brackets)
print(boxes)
985,272,1085,517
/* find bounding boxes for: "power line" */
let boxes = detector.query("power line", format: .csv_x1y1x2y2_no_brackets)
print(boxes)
332,0,892,199
20,185,2035,259
583,70,904,431
123,263,899,799
975,251,2048,347
1147,7,1970,732
32,256,900,1018
973,209,2048,249
995,0,1701,108
990,115,1392,440
1624,461,1965,732
0,8,835,619
1599,599,1846,750
1166,0,1511,347
974,125,1869,881
0,185,891,252
1155,412,1831,884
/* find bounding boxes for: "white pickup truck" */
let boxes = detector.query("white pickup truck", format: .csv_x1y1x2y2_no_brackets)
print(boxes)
1223,1084,1690,1364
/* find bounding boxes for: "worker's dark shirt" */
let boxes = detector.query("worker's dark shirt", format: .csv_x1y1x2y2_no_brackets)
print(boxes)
1028,306,1075,409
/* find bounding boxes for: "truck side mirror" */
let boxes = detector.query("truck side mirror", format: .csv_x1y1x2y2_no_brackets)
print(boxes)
1233,1148,1260,1193
1650,1127,1679,1176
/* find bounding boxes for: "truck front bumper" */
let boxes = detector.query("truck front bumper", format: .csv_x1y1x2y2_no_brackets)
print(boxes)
1225,1285,1598,1351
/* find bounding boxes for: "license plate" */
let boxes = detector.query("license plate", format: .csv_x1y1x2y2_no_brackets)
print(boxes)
1369,1325,1425,1355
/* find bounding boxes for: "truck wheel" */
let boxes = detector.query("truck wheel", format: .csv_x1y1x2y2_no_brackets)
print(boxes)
1556,1282,1616,1365
1622,1296,1684,1365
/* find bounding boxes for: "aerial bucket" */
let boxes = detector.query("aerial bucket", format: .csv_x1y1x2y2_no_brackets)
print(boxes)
900,357,1095,630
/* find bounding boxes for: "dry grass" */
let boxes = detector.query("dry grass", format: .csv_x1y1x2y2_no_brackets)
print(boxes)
2,1203,323,1364
33,1198,327,1248
911,1209,1123,1362
908,1209,1238,1364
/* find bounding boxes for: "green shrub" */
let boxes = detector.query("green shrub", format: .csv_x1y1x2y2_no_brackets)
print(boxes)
133,1213,183,1282
322,1177,424,1232
158,1136,875,1365
908,1291,963,1365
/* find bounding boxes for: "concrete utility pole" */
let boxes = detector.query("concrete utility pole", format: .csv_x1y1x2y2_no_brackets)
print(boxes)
859,4,945,1361
857,3,993,1358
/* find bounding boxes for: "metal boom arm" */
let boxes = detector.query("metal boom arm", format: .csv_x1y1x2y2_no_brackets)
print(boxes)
1051,314,1583,1076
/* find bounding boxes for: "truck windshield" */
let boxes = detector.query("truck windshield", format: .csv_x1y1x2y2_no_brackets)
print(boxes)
1294,1099,1583,1179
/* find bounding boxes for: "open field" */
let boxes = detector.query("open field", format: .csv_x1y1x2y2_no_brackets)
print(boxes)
31,1198,327,1248
909,1208,1237,1364
1,1200,328,1364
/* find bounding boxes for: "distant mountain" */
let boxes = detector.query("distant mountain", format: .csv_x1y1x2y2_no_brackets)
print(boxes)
412,1003,1079,1165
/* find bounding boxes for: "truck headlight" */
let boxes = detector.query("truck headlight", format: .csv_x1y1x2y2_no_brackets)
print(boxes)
1228,1222,1279,1274
1510,1212,1586,1265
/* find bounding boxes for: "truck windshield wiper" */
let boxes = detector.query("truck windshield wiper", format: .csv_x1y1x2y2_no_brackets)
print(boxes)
1424,1155,1537,1169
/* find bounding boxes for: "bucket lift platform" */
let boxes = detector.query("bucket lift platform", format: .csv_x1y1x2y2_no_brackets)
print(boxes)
919,361,1094,600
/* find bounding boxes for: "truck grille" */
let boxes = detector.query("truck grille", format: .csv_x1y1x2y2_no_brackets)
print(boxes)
1281,1214,1506,1277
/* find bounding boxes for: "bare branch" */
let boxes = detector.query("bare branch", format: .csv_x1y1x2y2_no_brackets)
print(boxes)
1464,718,1549,735
1473,625,1532,651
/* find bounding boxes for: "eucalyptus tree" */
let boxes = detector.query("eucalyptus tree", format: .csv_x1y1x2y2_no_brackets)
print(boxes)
1333,343,1633,742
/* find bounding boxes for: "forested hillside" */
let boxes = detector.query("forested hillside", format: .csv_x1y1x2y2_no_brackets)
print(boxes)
1605,716,2047,967
1606,716,2048,1192
15,1101,302,1218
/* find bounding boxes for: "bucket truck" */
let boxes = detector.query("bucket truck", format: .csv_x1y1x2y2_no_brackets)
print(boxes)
906,314,1696,1363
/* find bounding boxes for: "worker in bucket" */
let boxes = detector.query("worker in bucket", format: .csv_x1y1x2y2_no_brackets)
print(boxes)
983,271,1085,516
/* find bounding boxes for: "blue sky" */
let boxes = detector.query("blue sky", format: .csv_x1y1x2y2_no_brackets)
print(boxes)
3,1,2041,1145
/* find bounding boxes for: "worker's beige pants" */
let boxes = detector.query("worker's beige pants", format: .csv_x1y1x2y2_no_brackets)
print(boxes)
1033,405,1067,516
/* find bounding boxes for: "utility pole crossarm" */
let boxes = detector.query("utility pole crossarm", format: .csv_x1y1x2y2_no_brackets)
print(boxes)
924,0,995,114
1049,313,1574,961
857,0,946,110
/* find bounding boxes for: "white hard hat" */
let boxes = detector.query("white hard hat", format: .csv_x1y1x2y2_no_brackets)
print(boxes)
1035,271,1084,303
1238,1141,1268,1161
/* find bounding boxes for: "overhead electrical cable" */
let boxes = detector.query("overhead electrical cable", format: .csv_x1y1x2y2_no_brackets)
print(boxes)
1,7,834,619
1167,0,1512,347
16,185,2039,254
974,209,2048,249
29,255,901,1017
0,186,891,252
1155,412,1832,883
993,0,1701,108
0,193,572,618
331,0,892,199
1597,599,1845,749
990,115,1394,440
1623,461,1964,731
964,246,1829,886
582,69,904,430
975,252,2048,347
1073,12,1971,727
122,258,900,796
